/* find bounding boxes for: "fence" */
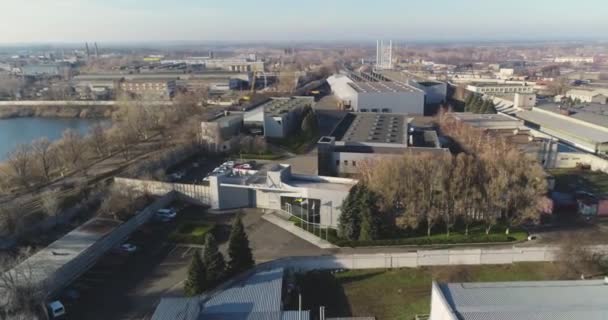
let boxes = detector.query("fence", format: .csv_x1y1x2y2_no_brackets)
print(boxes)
114,177,211,206
45,192,176,297
257,245,608,271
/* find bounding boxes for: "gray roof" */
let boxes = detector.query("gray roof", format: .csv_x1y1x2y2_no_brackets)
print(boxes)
257,97,314,117
439,279,608,320
348,81,419,93
517,108,608,144
152,268,310,320
535,103,608,128
339,113,408,144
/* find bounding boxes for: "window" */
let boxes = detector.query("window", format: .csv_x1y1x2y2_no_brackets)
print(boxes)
360,109,368,112
371,108,379,112
352,161,357,166
344,160,348,166
382,108,390,113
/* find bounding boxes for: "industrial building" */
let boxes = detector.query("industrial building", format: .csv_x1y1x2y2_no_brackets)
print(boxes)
429,279,608,320
515,103,608,155
327,73,425,114
317,113,449,176
119,78,176,100
466,82,535,95
152,268,310,320
377,69,448,105
243,96,314,138
564,88,608,104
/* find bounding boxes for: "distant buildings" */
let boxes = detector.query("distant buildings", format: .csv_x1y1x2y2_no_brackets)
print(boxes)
466,82,535,95
554,56,595,64
317,113,449,176
430,279,608,320
119,78,176,100
564,89,608,104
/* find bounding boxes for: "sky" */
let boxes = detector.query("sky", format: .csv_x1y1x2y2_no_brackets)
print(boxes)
1,0,607,43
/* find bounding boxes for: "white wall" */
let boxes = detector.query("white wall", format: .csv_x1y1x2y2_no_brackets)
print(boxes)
430,281,459,320
356,91,425,114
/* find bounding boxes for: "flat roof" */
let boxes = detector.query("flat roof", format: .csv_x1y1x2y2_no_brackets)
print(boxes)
469,82,532,87
450,113,523,129
438,279,608,320
258,96,314,117
535,103,608,128
336,113,408,144
518,109,608,144
348,81,419,93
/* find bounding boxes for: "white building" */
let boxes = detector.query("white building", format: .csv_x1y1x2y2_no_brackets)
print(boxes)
327,74,425,114
566,89,608,104
466,83,535,95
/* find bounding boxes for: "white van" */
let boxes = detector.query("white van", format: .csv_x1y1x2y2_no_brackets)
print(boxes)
47,300,66,319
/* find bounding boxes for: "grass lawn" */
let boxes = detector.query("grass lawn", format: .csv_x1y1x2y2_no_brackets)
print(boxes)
289,217,527,247
549,168,608,196
168,221,214,245
289,263,567,320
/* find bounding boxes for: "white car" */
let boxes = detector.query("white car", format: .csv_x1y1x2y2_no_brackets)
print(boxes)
156,208,177,220
119,243,138,253
47,301,66,319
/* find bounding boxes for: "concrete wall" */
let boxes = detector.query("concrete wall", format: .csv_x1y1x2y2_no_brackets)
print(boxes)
114,177,211,206
356,91,425,114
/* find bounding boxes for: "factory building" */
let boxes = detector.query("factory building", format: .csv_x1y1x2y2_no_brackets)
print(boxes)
327,71,436,115
120,78,176,100
317,113,449,176
466,82,535,95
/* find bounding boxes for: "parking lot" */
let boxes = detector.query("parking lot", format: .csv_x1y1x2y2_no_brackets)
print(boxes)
62,204,324,320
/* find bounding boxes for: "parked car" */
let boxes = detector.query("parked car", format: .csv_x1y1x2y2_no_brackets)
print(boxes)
119,243,138,253
47,300,66,319
156,208,177,220
527,234,539,241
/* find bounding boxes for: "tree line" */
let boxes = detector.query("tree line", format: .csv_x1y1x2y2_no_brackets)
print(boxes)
338,114,548,241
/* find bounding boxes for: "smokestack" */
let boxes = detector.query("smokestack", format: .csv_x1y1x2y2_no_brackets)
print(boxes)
85,43,90,59
94,42,99,59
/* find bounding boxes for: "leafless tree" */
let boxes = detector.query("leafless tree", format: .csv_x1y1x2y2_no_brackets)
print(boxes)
0,249,47,319
88,123,109,158
4,145,33,189
56,129,87,172
40,190,62,226
31,138,56,183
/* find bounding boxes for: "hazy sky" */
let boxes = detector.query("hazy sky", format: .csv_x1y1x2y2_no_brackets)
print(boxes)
1,0,607,43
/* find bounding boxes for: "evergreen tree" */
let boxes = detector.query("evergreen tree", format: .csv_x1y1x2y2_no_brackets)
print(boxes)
184,251,207,296
227,215,255,275
338,184,361,240
358,187,381,241
471,95,483,113
486,100,497,114
464,93,474,111
301,111,318,135
479,100,490,114
202,233,226,286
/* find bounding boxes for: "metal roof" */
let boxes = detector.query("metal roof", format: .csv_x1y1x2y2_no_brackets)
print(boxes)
339,113,408,144
151,268,311,320
439,279,608,320
517,108,608,144
348,81,419,93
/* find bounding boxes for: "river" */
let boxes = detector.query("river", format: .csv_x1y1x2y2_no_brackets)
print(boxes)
0,118,108,160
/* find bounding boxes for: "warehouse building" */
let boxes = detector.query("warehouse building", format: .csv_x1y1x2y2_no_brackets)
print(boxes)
466,82,535,95
430,279,608,320
328,73,425,114
317,113,449,176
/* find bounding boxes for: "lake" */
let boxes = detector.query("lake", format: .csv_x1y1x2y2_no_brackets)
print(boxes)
0,118,108,160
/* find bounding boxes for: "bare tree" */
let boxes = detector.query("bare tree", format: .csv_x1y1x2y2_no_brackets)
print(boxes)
56,129,87,172
89,123,109,158
0,249,47,319
31,138,56,183
40,190,62,226
4,145,33,189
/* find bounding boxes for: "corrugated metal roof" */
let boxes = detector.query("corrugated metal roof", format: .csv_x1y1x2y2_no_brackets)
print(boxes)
439,279,608,320
517,109,608,144
202,268,284,315
151,297,201,320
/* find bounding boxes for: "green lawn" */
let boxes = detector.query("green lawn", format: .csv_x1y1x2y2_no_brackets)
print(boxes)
288,263,568,320
549,168,608,196
169,221,214,245
289,217,527,247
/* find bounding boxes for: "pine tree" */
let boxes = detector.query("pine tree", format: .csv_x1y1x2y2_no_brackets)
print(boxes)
227,215,255,275
486,100,497,114
479,100,489,114
338,184,361,241
301,111,318,135
464,93,474,111
202,233,226,286
184,251,207,296
471,95,483,113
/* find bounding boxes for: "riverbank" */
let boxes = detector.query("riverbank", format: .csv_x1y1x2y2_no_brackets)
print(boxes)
0,100,173,119
0,104,115,119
